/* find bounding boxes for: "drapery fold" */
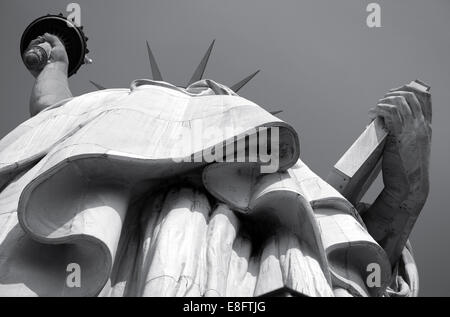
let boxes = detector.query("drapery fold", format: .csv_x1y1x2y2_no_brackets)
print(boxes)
0,79,417,297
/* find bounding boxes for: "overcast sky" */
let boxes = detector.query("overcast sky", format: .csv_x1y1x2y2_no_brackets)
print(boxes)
0,0,449,296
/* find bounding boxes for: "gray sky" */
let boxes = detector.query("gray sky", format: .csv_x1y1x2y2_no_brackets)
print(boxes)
0,0,449,296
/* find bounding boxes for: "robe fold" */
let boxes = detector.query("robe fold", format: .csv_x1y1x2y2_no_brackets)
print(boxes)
0,79,418,297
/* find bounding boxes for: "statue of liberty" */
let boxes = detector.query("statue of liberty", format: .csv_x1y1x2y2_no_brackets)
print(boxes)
0,14,432,297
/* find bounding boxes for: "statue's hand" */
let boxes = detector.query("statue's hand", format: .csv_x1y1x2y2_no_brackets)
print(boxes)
369,85,432,211
27,33,69,78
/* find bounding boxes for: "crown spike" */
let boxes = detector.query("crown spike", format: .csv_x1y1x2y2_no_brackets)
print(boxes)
89,80,106,90
146,41,163,81
188,40,215,86
231,70,260,93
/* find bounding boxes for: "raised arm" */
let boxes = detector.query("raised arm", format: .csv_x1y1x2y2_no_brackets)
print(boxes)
27,33,73,116
362,83,432,266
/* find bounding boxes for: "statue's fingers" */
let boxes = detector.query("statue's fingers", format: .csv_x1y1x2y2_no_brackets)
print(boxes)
42,33,64,48
378,96,412,125
29,36,45,47
370,104,403,135
385,91,423,120
396,85,432,125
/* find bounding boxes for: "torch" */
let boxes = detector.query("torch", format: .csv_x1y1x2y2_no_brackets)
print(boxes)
20,13,91,76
